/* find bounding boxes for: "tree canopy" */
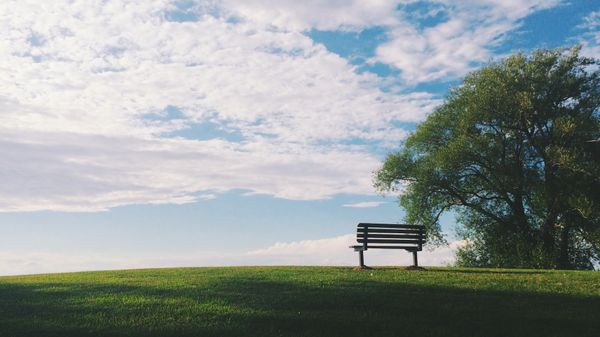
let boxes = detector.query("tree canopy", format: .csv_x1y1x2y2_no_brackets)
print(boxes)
375,46,600,269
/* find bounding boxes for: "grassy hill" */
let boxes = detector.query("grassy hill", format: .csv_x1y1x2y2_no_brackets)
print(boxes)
0,266,599,337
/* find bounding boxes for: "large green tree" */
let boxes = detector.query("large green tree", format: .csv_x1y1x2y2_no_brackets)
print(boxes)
375,47,600,269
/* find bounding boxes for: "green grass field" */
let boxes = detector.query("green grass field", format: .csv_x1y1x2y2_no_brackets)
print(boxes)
0,266,599,337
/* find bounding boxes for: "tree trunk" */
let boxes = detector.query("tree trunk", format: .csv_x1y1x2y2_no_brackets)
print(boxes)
541,219,556,268
542,159,559,268
557,225,572,269
513,193,530,233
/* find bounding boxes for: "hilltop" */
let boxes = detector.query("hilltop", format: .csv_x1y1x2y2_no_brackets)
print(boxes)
0,266,599,337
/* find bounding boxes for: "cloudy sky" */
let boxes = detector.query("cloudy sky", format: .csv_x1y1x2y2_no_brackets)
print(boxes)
1,0,598,275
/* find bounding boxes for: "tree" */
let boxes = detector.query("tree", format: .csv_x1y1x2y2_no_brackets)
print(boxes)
374,46,600,269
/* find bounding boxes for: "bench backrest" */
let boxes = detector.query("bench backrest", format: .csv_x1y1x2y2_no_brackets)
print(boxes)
356,223,424,251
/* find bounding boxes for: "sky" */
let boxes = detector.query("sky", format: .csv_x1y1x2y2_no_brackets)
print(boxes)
1,0,599,276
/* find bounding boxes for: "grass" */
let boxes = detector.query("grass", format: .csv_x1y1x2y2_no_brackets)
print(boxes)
0,266,599,337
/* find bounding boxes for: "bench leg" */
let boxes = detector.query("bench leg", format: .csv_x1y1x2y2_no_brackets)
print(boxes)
412,251,418,267
359,250,365,268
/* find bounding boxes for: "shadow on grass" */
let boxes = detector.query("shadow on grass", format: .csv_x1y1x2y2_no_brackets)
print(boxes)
421,268,548,275
0,270,598,337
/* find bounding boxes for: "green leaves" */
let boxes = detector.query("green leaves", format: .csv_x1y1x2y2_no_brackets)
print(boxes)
375,46,600,269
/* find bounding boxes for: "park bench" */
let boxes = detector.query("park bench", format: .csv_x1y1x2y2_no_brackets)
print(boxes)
349,223,425,269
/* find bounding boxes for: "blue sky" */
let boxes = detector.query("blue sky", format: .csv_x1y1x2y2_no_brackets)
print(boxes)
0,0,599,275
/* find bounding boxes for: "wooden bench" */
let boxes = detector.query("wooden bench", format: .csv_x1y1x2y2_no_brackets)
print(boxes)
349,223,425,269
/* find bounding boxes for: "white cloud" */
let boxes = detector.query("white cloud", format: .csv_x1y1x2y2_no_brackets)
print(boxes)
211,0,560,84
0,0,562,212
0,235,466,276
342,201,387,208
0,0,442,212
578,10,600,59
220,0,402,31
0,250,232,276
0,128,383,212
247,234,467,266
212,0,561,84
374,0,560,83
247,234,357,265
580,10,600,31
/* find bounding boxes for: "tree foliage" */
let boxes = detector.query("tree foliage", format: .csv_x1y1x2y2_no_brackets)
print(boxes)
375,47,600,269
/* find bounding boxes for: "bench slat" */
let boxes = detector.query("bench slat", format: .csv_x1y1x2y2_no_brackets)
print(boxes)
357,223,423,229
357,233,422,239
357,239,423,244
365,245,421,250
357,228,422,234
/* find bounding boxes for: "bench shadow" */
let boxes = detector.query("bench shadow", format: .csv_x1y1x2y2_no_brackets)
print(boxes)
0,271,598,337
